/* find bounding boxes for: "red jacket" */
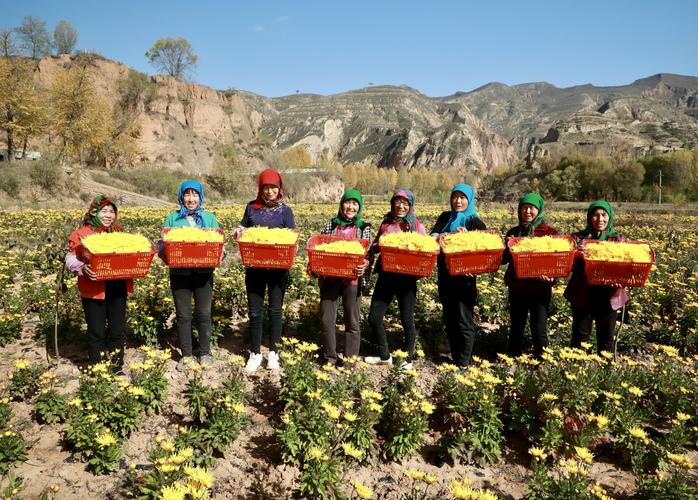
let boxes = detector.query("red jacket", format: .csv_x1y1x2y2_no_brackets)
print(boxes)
563,232,629,311
503,222,559,295
68,226,134,300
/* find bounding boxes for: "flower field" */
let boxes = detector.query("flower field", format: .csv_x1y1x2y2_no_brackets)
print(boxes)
0,203,696,498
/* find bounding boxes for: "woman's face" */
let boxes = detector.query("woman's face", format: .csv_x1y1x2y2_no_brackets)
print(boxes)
520,203,539,224
262,184,280,201
451,191,469,213
182,188,200,210
591,208,609,232
98,205,116,228
341,199,360,220
392,196,410,218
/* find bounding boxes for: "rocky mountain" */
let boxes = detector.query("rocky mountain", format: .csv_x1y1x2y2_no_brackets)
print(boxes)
447,74,698,161
16,56,698,172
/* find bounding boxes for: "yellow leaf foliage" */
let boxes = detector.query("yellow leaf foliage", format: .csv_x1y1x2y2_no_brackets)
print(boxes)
441,231,504,254
380,232,439,252
239,227,298,244
163,227,224,243
314,240,365,254
82,233,152,254
586,241,652,263
511,236,573,253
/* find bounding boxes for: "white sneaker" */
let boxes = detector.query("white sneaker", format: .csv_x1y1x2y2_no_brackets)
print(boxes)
364,355,392,365
245,352,263,373
267,351,280,370
399,361,413,371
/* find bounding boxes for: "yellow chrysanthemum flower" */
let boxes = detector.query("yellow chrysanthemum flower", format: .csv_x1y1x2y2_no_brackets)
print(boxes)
441,231,504,253
239,227,298,244
314,240,365,254
163,227,224,243
82,232,152,254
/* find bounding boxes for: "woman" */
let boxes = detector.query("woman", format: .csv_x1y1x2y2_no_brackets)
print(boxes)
564,200,628,353
430,184,486,367
365,189,426,370
503,193,558,359
317,189,371,365
160,180,220,371
66,195,131,373
233,168,295,373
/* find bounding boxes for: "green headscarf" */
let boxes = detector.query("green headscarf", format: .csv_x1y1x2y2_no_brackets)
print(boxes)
332,188,364,227
580,200,617,241
518,192,546,236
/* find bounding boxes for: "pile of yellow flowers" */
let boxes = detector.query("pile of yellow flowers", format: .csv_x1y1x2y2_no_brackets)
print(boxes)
314,240,365,254
82,232,152,254
239,227,298,244
585,241,652,263
441,231,504,254
380,232,439,252
163,227,224,243
510,236,573,253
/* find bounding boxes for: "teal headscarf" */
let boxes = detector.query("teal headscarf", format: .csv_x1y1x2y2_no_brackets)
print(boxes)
518,192,546,236
445,183,479,233
332,188,364,227
383,188,416,232
580,200,617,241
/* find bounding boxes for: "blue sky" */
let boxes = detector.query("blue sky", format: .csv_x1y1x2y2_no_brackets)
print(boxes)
6,0,698,97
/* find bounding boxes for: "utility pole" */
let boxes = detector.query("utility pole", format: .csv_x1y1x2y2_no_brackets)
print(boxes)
658,169,662,205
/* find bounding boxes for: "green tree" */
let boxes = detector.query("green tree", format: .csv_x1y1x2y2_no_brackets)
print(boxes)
208,144,250,198
0,58,45,162
53,20,78,55
609,160,645,201
145,37,197,80
15,16,52,59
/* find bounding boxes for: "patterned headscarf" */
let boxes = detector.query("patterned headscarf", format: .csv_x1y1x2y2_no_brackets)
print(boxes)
82,194,122,233
176,179,205,227
517,192,546,236
383,188,416,232
445,183,479,233
580,200,617,241
252,168,284,209
332,188,364,227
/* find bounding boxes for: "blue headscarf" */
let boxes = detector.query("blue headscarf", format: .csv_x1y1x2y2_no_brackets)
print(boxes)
176,179,205,227
445,183,478,233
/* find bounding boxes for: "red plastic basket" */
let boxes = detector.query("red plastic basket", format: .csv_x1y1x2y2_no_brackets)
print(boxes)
307,234,369,278
379,245,438,278
82,241,156,281
163,228,225,268
582,241,655,288
237,230,299,270
441,230,504,276
507,235,576,279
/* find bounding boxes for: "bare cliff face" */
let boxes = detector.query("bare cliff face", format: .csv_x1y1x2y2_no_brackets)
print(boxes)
246,86,517,171
23,57,698,173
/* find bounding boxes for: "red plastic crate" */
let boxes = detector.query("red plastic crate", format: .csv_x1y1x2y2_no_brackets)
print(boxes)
379,245,438,278
163,228,225,268
582,241,655,288
441,230,504,276
237,230,299,270
307,234,369,279
507,235,576,279
82,241,156,281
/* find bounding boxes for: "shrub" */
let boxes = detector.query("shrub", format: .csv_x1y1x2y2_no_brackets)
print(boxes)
29,153,63,192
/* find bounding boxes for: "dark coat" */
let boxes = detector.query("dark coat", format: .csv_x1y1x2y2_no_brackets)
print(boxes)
503,221,559,295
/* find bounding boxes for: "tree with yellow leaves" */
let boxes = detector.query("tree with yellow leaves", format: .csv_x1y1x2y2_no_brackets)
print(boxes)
282,145,311,168
0,58,46,162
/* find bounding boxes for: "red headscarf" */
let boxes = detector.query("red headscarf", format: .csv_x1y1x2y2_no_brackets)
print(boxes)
252,168,285,209
82,194,122,233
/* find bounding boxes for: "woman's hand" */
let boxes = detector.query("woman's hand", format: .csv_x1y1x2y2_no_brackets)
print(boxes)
455,226,468,233
83,264,97,281
232,226,245,241
539,275,554,283
355,258,370,277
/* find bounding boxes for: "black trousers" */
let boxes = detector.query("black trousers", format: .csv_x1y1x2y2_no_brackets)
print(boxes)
171,272,214,357
507,289,551,359
82,280,127,368
319,279,361,364
438,269,477,367
368,272,418,361
571,289,617,353
245,268,289,354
